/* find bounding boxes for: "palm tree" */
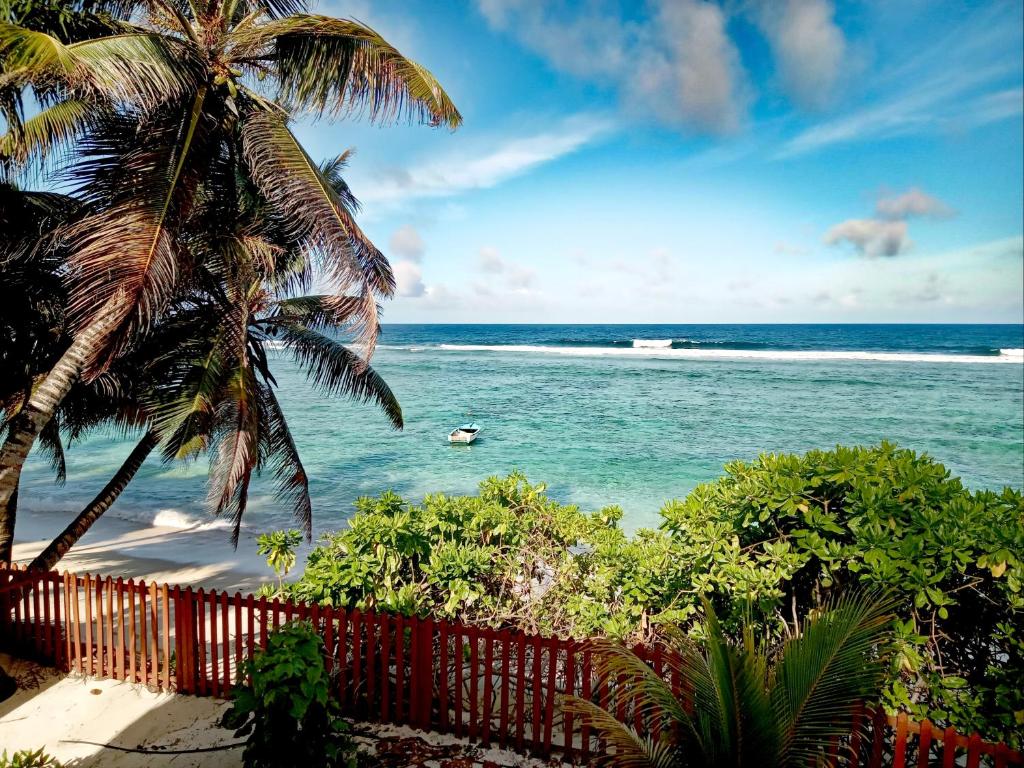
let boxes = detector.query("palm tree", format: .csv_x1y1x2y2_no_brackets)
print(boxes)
0,0,460,562
24,154,404,570
565,592,896,768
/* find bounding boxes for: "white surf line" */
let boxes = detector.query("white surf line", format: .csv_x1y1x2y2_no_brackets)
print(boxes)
435,344,1024,364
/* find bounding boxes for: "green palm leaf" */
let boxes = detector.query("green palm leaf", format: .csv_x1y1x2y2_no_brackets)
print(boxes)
231,14,461,127
273,323,402,429
0,26,198,108
258,382,312,540
770,592,896,766
564,695,679,768
0,97,92,178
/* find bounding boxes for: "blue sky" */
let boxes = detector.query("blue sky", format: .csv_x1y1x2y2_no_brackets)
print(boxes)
298,0,1023,324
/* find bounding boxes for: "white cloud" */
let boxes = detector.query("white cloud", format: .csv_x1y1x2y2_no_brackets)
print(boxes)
389,224,425,261
876,188,955,220
476,0,746,134
357,115,613,205
393,260,426,297
826,186,957,257
478,246,504,273
755,0,847,109
825,218,911,257
775,4,1023,157
475,246,537,290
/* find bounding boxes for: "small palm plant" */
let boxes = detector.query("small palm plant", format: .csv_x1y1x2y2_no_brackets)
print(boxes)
257,529,302,592
565,592,896,767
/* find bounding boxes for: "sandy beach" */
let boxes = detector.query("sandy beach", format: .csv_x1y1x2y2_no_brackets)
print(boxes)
10,509,295,594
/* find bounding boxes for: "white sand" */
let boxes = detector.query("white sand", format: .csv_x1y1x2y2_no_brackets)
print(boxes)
10,508,292,593
0,657,561,767
0,654,238,766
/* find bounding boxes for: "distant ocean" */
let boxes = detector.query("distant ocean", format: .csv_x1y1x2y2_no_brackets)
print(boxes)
19,325,1024,537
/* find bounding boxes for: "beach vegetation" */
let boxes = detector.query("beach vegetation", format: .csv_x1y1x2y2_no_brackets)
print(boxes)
565,591,895,768
257,529,302,592
223,620,355,768
0,748,63,768
275,444,1023,745
0,0,459,563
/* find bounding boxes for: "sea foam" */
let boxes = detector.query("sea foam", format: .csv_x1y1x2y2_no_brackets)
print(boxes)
108,507,233,531
436,344,1024,364
632,339,673,348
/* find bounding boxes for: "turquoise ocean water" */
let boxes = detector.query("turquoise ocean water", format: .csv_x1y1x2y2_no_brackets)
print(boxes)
18,325,1024,536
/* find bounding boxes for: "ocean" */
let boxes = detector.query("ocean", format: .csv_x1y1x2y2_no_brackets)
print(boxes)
18,324,1024,538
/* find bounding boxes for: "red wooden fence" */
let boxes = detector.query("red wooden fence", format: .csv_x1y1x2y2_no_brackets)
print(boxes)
1,565,1020,766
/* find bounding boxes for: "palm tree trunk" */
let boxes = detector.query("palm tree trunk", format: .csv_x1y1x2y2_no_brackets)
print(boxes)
28,430,160,573
0,298,124,564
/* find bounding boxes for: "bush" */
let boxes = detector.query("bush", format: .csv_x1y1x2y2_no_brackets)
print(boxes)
659,443,1023,745
222,621,354,768
278,445,1023,746
0,750,63,768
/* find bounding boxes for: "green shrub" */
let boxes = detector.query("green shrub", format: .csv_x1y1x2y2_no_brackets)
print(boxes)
660,442,1023,746
279,445,1023,746
222,621,354,768
0,749,63,768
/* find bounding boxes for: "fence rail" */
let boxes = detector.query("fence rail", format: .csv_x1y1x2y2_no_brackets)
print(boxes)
1,565,1020,766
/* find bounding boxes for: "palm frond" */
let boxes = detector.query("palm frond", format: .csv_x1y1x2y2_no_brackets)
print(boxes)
0,97,92,178
149,335,227,461
37,414,66,484
206,372,259,544
273,323,402,429
563,695,679,768
771,591,896,766
584,638,692,733
239,107,395,303
684,603,776,766
264,294,364,334
230,14,461,128
258,382,311,539
0,25,199,109
224,0,307,23
64,90,211,358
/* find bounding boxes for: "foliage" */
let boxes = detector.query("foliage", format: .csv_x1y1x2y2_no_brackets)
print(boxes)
0,0,457,563
0,749,63,768
280,445,1023,745
658,442,1024,745
257,529,302,590
566,592,896,767
222,621,354,768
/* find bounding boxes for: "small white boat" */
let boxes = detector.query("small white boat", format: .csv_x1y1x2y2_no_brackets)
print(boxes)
448,423,481,444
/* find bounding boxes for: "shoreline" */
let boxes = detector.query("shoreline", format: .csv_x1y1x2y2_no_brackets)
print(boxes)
11,509,295,594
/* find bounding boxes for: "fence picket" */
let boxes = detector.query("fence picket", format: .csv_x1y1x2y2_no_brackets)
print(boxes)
453,623,464,738
468,625,479,740
942,726,958,768
393,614,404,724
380,613,391,723
498,629,510,749
482,630,494,745
439,620,450,731
918,719,933,768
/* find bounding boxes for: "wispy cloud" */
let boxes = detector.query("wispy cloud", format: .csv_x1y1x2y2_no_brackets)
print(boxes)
876,187,955,220
778,3,1022,158
779,64,1018,157
356,115,613,205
